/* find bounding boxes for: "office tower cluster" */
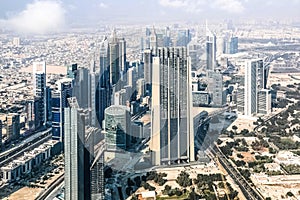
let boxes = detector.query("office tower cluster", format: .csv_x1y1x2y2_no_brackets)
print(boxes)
191,26,227,108
237,59,272,116
63,30,142,200
191,23,239,108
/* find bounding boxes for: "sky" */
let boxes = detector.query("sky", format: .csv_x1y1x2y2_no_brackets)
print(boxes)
0,0,300,34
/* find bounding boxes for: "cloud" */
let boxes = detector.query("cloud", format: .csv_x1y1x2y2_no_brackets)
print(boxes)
1,0,66,34
98,2,108,9
159,0,188,8
159,0,245,13
213,0,244,13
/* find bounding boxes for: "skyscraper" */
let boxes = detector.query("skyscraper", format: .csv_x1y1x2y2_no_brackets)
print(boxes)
151,47,194,165
257,89,272,114
6,113,20,141
51,78,73,142
90,143,105,200
119,37,127,72
46,86,52,123
236,87,245,114
188,42,201,70
89,59,100,127
145,27,151,48
206,28,217,71
225,35,238,54
136,78,145,99
104,105,131,151
127,67,136,87
97,38,110,128
207,70,224,107
64,97,91,200
67,63,78,79
108,29,120,85
176,29,191,47
73,68,89,109
33,61,47,126
26,99,35,130
149,27,158,56
164,26,171,47
243,59,266,116
144,49,152,88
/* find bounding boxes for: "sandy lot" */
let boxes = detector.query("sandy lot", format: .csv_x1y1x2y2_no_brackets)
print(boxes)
6,187,42,200
267,71,300,88
227,116,256,132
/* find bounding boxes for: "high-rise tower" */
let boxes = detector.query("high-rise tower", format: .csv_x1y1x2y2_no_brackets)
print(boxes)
143,49,152,88
151,47,194,165
104,105,131,151
150,27,158,56
108,29,120,85
6,113,20,141
206,26,217,71
119,37,127,72
33,61,47,126
64,97,91,200
243,59,267,116
51,78,73,142
97,38,110,128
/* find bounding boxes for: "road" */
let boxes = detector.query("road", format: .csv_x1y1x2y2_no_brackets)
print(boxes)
0,128,51,159
44,180,64,200
0,128,52,167
207,144,264,200
36,173,64,200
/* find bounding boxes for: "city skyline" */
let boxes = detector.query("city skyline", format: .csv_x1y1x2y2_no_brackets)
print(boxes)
1,1,300,199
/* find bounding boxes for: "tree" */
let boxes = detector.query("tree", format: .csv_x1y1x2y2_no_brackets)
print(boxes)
217,139,223,145
237,153,244,159
162,185,172,195
240,129,250,135
152,172,167,186
286,191,294,197
175,188,183,196
232,125,238,132
235,160,246,167
176,171,192,188
188,188,201,200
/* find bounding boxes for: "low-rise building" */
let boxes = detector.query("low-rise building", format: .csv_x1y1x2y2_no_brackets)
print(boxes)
1,140,55,182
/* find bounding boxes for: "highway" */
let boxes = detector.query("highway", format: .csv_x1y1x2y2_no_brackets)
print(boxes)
36,173,64,200
207,144,264,200
0,128,52,167
0,128,51,158
193,109,264,200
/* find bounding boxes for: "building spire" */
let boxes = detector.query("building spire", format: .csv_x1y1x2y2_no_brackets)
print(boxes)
111,28,118,43
151,25,156,35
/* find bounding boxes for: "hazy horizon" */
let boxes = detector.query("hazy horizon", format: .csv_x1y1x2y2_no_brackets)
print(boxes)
0,0,300,34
